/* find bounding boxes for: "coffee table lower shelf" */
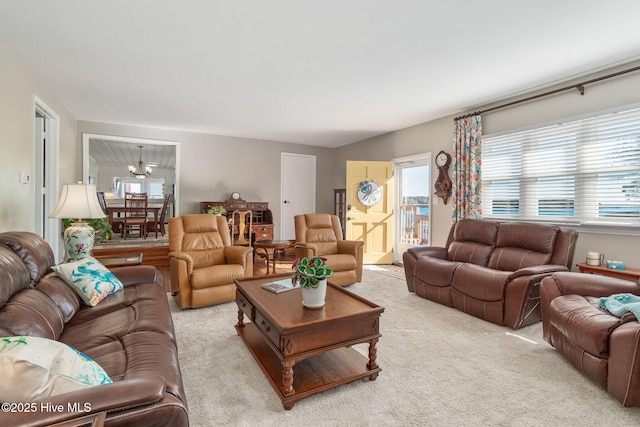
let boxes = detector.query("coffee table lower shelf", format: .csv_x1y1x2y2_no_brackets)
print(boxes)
236,322,380,409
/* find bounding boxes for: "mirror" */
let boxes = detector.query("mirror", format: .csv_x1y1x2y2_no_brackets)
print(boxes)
82,133,180,218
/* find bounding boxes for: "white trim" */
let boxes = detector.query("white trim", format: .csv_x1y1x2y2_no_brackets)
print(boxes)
33,96,61,261
82,133,180,216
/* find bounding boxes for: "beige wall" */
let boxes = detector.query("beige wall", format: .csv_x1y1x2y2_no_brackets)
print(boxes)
336,60,640,269
77,121,337,239
0,38,77,232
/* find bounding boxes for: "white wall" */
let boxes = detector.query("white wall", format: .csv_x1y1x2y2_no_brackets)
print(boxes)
0,38,77,233
336,61,640,269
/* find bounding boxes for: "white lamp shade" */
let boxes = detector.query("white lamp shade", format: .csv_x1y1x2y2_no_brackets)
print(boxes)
50,184,106,219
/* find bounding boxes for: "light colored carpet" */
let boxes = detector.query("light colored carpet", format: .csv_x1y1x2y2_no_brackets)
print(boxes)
169,266,640,427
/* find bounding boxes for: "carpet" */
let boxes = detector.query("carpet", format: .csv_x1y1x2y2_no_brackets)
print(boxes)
169,266,640,427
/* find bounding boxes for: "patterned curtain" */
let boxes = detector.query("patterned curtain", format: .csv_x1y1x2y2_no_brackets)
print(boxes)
451,115,482,221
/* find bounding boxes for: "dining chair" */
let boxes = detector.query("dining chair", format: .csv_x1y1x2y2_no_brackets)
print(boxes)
147,194,171,238
121,192,148,239
232,210,252,246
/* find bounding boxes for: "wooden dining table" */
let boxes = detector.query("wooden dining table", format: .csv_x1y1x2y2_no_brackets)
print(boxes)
106,206,161,238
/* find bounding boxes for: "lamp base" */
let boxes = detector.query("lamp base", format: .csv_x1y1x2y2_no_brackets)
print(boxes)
64,221,95,261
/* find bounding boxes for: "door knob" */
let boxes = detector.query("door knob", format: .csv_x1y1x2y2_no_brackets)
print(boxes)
347,216,355,221
284,200,290,204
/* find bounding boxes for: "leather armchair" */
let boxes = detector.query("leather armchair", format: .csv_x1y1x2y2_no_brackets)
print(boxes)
541,272,640,407
169,214,253,309
294,213,363,286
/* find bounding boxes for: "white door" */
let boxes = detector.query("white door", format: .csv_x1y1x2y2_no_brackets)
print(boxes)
281,153,316,240
394,153,431,263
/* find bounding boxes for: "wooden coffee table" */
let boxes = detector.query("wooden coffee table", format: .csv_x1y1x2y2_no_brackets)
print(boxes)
234,274,384,410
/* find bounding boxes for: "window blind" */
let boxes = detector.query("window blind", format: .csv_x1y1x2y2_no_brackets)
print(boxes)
482,106,640,227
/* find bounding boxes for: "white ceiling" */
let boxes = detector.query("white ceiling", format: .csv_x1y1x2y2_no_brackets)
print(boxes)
2,1,640,148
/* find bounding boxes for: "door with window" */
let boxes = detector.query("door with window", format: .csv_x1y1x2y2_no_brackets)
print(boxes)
345,161,393,264
394,154,431,262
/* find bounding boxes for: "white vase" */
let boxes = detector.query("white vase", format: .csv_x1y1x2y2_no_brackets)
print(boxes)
301,278,327,309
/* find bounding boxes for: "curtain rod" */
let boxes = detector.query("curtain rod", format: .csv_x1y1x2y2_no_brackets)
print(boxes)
454,64,640,121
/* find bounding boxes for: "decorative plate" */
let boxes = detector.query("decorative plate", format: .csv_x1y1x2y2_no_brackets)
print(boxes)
357,180,382,206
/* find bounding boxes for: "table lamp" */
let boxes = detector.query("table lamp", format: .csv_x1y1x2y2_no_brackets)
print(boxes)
50,184,106,261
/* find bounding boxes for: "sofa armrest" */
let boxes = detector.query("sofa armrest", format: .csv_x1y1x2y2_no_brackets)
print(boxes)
337,240,364,256
111,265,161,287
294,243,319,259
407,246,447,260
544,271,640,298
168,251,194,275
3,377,167,427
224,245,253,267
509,264,569,280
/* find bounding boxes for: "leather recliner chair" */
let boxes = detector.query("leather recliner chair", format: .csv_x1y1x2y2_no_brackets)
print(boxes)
294,213,364,287
169,214,253,309
541,272,640,407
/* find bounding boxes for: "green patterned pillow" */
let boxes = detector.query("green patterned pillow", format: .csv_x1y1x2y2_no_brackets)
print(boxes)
0,336,112,402
52,256,124,306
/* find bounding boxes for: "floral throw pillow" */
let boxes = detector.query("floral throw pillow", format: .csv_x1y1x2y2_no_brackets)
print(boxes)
0,336,112,402
52,256,124,306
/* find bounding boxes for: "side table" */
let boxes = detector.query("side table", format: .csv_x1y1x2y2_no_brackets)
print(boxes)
576,262,640,281
253,240,291,274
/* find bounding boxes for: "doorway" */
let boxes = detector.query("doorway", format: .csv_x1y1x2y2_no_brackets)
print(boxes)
34,98,61,260
394,154,431,263
281,153,316,240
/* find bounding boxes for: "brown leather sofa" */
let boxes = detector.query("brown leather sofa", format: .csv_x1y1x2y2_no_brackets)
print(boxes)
294,213,364,286
0,232,188,426
541,272,640,407
403,219,577,329
169,214,253,309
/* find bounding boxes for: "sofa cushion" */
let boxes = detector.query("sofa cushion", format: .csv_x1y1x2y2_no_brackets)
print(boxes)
451,263,511,302
34,272,81,323
488,223,559,271
0,336,112,402
52,257,124,306
415,257,461,287
191,264,246,289
549,294,632,357
0,289,65,339
447,219,498,266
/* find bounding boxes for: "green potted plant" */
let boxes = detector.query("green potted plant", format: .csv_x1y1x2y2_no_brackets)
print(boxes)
62,218,113,241
292,256,333,309
292,256,333,288
207,205,227,215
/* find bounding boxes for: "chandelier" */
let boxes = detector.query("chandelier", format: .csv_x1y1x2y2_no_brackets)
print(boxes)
129,145,152,179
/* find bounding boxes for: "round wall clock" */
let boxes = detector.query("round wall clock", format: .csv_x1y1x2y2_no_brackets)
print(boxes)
357,180,382,206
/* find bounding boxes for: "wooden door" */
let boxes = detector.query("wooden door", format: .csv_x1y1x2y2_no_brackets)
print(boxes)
345,161,393,264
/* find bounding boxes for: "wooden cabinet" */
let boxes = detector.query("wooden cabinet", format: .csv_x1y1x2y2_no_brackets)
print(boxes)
200,197,273,242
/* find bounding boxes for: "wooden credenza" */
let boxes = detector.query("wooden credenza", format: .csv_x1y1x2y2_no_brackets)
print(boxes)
201,198,274,242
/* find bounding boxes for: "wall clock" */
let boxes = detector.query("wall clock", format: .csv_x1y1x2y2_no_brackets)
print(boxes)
357,180,382,206
231,192,241,200
434,150,452,204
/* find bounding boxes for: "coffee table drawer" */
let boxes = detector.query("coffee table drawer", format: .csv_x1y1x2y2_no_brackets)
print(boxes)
255,311,280,349
236,292,255,320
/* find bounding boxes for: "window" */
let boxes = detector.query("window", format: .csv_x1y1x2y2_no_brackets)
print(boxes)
114,177,165,199
482,106,640,228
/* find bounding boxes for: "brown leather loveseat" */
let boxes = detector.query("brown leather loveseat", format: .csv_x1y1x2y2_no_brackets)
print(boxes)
0,232,188,426
541,272,640,407
403,219,577,329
